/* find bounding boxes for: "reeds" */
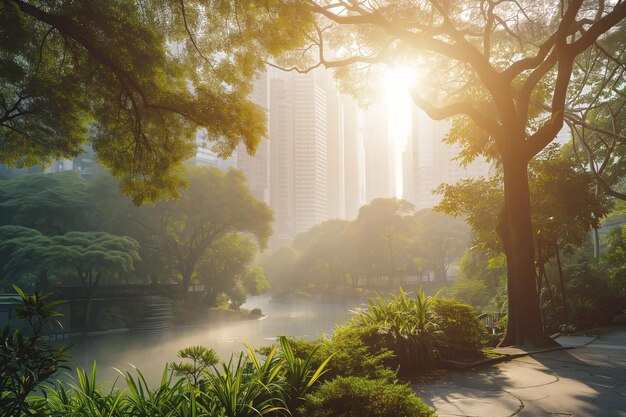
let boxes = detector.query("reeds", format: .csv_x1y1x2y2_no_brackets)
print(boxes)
26,337,331,417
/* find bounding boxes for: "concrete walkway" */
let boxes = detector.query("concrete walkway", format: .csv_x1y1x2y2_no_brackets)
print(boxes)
413,327,626,416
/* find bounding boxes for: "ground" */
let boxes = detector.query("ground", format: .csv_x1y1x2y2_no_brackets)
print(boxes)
413,327,626,417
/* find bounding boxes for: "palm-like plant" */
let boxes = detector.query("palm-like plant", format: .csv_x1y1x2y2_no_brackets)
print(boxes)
43,362,125,417
205,349,285,417
351,288,443,373
276,336,332,414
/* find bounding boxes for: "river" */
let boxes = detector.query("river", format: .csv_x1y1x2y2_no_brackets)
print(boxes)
63,295,363,385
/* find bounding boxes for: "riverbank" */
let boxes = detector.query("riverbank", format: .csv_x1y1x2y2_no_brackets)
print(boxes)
61,295,359,384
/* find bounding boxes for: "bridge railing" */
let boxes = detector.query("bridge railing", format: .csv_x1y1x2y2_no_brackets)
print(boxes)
478,312,506,333
54,284,183,300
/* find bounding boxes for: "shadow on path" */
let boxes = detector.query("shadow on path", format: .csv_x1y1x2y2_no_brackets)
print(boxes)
413,327,626,417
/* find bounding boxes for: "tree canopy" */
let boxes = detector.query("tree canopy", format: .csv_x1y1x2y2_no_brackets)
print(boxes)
0,0,313,202
281,0,626,346
262,200,469,294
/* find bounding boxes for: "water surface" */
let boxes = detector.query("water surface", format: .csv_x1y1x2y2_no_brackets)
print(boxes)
64,295,361,384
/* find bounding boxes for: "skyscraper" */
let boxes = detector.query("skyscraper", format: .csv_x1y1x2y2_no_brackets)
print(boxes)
364,103,396,202
342,96,366,219
408,107,491,209
236,72,271,204
319,71,345,220
291,72,329,234
268,76,295,244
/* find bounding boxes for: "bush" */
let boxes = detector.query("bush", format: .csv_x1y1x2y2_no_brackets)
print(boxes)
299,376,436,417
327,325,396,381
431,298,486,361
350,288,443,375
1,287,67,417
250,307,263,315
261,330,396,383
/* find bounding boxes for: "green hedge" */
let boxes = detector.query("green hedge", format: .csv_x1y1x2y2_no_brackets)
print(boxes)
431,298,486,361
300,376,436,417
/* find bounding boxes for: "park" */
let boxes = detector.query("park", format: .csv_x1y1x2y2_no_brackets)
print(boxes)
1,1,626,416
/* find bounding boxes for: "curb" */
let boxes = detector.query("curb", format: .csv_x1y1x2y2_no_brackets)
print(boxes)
442,345,574,370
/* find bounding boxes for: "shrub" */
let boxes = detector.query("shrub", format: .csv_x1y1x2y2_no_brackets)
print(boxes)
431,298,486,361
299,376,436,417
250,307,263,315
1,287,67,417
327,325,396,381
350,288,443,375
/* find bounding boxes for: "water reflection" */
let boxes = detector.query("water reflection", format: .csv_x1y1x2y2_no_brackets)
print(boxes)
63,295,361,384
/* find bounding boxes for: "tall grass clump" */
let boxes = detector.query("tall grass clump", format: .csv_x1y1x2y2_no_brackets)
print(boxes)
346,287,486,375
350,288,443,374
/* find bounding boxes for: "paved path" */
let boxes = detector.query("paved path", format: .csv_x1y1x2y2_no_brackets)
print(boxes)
413,327,626,416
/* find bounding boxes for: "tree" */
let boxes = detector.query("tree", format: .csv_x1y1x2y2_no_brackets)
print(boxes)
0,172,92,235
604,225,626,298
292,219,351,289
284,0,626,345
413,209,469,281
349,198,416,281
0,0,314,202
0,226,140,329
439,146,610,322
563,20,626,202
260,246,301,293
195,233,268,308
87,173,173,284
138,167,273,297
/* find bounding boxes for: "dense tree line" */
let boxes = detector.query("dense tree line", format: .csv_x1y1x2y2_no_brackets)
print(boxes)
0,168,273,326
261,198,469,295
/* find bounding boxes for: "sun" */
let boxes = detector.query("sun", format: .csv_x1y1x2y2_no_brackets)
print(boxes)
384,66,418,95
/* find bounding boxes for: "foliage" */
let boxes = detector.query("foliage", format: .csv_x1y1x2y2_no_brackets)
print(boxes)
350,288,443,374
0,169,272,311
0,0,314,202
286,0,626,346
451,249,507,312
0,172,92,235
438,146,612,329
430,298,487,361
137,167,273,298
197,235,269,309
170,345,218,387
0,286,67,417
263,202,469,294
603,225,626,297
18,336,334,417
292,219,352,289
325,326,397,382
349,198,416,279
299,376,436,417
0,226,140,329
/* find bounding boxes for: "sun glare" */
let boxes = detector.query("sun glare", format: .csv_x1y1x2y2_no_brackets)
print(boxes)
384,67,417,94
383,66,416,199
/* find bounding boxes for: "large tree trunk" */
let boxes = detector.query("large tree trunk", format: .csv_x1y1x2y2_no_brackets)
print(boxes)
498,156,559,347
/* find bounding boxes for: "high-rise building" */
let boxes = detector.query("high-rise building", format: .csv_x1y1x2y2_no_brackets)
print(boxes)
291,72,329,234
268,76,295,244
401,134,415,203
408,107,491,209
266,71,330,240
364,103,396,202
318,71,345,220
236,72,271,204
342,96,366,219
